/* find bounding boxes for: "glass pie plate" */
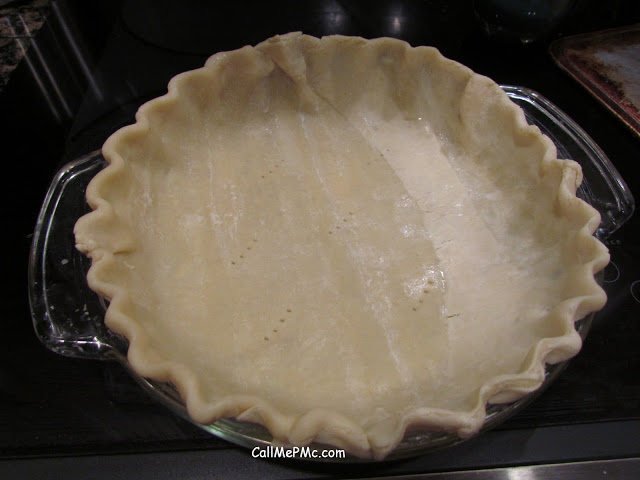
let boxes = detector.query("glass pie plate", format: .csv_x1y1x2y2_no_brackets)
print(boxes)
28,86,634,461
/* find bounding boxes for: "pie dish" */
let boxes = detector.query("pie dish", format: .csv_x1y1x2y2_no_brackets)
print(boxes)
73,33,610,459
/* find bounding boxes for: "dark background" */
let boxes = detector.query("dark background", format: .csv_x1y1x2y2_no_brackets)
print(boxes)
2,1,640,478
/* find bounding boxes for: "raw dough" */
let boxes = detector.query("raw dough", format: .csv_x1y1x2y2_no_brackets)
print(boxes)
74,33,609,459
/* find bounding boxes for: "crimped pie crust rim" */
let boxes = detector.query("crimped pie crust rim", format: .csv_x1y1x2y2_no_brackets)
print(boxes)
74,33,610,459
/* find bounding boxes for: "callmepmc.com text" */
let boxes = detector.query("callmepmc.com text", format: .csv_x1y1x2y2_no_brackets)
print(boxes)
251,445,346,460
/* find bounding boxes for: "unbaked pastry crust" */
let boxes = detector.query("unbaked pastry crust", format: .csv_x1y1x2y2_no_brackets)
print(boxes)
74,33,610,459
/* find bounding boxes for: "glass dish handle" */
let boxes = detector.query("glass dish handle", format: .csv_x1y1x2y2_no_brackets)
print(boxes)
28,150,126,360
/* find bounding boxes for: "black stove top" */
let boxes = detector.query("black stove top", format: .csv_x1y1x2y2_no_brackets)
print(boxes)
2,1,640,478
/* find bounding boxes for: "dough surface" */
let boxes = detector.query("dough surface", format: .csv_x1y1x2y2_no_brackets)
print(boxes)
74,33,609,459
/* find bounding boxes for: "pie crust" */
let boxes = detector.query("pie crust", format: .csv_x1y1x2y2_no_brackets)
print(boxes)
74,33,610,459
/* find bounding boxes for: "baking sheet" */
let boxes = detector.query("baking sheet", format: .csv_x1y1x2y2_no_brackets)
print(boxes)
551,23,640,137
